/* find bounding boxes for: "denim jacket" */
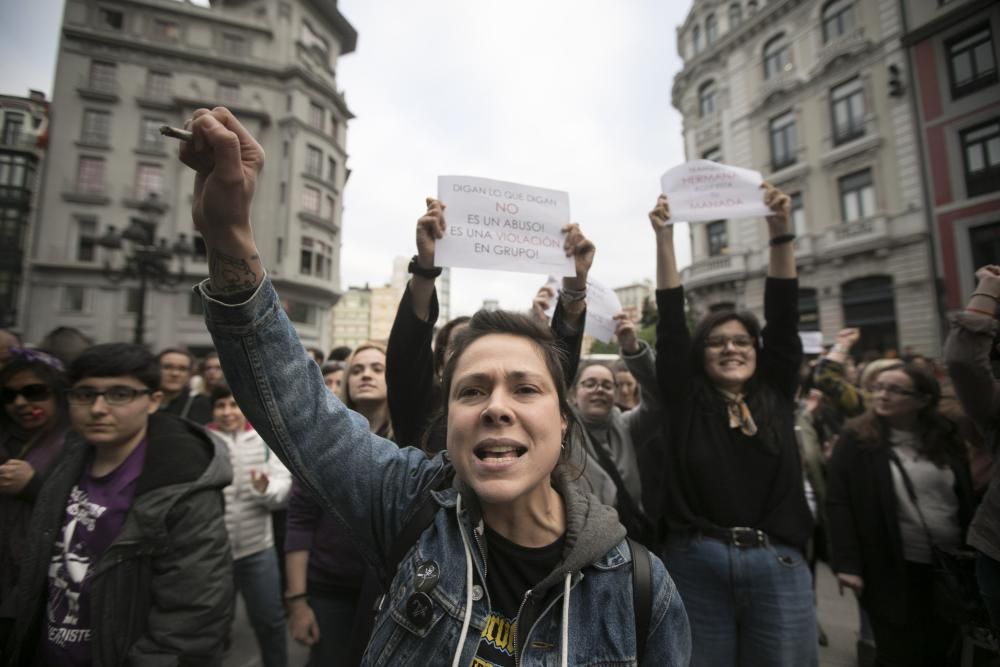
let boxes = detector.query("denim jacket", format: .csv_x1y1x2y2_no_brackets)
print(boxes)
199,277,690,666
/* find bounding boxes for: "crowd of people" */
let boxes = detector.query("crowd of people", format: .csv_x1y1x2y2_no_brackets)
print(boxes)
0,106,998,666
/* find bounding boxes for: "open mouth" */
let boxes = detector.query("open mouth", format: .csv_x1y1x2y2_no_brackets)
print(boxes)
474,439,528,461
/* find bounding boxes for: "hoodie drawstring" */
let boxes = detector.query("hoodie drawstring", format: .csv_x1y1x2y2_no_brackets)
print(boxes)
451,494,475,667
560,572,572,667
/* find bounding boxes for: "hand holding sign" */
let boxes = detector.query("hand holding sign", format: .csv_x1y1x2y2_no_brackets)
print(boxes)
562,223,595,286
416,198,446,269
614,313,640,355
762,183,792,235
648,195,672,238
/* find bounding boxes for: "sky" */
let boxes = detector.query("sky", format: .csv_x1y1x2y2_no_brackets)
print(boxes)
0,0,694,317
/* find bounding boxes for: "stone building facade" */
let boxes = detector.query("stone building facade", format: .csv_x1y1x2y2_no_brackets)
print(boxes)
21,0,356,352
673,0,942,355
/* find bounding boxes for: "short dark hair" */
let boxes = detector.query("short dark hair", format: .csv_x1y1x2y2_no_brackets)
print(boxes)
434,316,472,378
327,346,352,362
157,347,194,369
689,309,763,376
307,347,325,364
70,343,161,390
321,361,345,376
210,383,233,405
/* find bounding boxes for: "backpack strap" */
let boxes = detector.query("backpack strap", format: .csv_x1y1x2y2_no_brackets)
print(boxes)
628,537,652,662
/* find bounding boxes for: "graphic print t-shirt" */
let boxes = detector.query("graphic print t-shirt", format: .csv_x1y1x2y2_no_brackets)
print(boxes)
471,527,564,667
42,440,147,666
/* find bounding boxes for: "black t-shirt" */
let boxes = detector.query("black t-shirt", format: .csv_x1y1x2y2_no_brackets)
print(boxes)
471,527,565,667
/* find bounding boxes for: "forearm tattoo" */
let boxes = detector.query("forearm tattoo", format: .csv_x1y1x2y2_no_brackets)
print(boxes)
208,249,261,293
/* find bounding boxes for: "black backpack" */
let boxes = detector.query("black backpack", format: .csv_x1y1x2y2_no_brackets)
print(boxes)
347,465,654,664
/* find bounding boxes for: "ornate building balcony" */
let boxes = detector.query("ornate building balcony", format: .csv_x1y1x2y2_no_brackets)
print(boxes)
681,252,748,290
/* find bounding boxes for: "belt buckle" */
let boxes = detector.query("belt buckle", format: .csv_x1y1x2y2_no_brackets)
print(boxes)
730,527,761,548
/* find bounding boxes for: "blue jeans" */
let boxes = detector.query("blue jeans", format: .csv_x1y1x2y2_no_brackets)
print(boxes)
663,534,817,667
307,591,358,667
233,548,287,667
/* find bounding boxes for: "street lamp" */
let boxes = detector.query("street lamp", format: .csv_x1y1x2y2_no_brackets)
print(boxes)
97,192,192,345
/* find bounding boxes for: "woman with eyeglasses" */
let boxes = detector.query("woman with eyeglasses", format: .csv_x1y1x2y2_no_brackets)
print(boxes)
568,312,660,544
649,187,818,666
826,363,974,665
0,349,70,607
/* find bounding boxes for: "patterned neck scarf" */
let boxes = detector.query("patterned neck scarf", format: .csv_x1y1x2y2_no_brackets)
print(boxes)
717,388,758,437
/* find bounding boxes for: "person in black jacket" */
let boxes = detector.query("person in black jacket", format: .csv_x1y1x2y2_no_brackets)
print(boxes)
157,348,213,425
827,363,975,666
1,343,233,666
386,197,591,454
649,187,817,666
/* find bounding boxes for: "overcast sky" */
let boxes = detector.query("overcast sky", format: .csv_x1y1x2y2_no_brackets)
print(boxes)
0,0,694,316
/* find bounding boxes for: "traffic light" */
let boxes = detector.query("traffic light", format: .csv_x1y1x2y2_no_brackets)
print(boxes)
888,64,905,98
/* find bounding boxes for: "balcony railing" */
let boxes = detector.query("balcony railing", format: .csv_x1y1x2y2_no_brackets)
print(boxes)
681,252,748,289
77,75,120,101
820,216,887,255
62,179,110,204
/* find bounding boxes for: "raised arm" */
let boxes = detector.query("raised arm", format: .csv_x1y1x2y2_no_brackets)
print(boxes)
650,196,692,404
811,328,866,417
945,265,1000,436
615,312,662,445
758,184,802,399
181,107,442,569
550,223,595,383
386,200,444,446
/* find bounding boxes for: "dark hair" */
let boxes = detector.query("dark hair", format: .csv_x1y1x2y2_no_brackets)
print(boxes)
327,346,352,362
689,309,783,451
70,343,161,390
434,316,472,378
157,347,193,369
321,361,345,376
847,363,962,466
440,310,581,471
209,383,234,405
0,354,70,432
571,359,615,389
37,326,93,366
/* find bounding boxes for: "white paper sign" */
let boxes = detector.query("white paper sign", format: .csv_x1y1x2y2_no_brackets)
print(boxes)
660,160,770,223
583,280,624,343
799,331,824,355
541,276,623,343
436,176,575,277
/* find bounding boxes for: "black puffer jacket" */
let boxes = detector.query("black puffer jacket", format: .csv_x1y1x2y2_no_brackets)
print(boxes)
1,412,234,666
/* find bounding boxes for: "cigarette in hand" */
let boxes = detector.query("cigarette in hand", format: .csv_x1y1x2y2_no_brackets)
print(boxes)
159,125,193,141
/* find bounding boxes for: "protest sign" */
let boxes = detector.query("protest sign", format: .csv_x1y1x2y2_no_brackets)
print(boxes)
436,176,575,277
541,276,623,344
660,160,770,223
799,331,824,355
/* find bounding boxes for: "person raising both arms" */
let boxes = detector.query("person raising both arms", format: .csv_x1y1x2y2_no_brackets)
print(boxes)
178,106,691,666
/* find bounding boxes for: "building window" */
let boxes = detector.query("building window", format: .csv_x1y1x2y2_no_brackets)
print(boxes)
217,82,240,105
151,18,179,42
763,34,790,79
326,195,335,221
830,77,866,144
327,156,337,182
99,8,123,30
309,102,324,130
790,192,806,235
692,26,701,54
0,208,24,251
135,163,163,198
841,276,897,353
76,156,105,194
706,15,718,45
769,110,797,171
303,186,321,214
146,71,171,98
2,113,24,144
300,21,330,59
748,0,758,13
799,288,820,331
838,169,875,223
305,145,323,177
0,154,32,188
702,146,722,162
80,109,111,145
961,118,1000,197
221,33,246,56
285,299,316,325
706,220,728,256
88,60,117,92
139,117,165,149
729,3,742,28
300,237,313,275
947,24,997,99
822,0,856,43
76,218,98,261
970,221,1000,270
62,286,86,313
125,288,141,314
699,80,717,117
